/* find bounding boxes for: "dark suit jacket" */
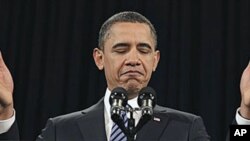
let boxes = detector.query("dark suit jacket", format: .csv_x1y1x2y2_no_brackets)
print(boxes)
0,98,210,141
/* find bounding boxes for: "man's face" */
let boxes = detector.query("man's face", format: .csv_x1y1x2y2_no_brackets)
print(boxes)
93,22,160,99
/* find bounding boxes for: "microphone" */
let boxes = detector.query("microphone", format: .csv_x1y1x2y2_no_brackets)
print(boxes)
135,86,156,132
109,87,128,126
138,86,157,119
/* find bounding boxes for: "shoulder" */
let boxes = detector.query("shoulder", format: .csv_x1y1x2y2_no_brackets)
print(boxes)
37,100,104,140
50,110,84,124
152,105,210,140
154,105,202,123
49,98,104,124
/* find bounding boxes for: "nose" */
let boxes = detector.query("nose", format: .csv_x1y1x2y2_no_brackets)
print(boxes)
124,48,141,66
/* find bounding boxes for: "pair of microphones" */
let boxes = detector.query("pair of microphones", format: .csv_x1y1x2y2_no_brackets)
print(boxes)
109,86,157,140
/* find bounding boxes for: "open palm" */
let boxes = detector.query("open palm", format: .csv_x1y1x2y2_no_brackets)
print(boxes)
0,51,14,119
240,62,250,118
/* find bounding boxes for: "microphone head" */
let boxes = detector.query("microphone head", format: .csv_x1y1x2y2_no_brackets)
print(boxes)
138,86,157,108
109,87,128,107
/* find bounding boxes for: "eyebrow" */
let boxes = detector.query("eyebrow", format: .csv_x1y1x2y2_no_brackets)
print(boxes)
137,43,152,50
112,42,152,49
112,43,130,49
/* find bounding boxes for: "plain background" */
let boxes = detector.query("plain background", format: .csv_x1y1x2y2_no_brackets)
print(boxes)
0,0,249,140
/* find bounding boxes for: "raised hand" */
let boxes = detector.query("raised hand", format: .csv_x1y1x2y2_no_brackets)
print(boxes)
0,51,14,120
240,61,250,119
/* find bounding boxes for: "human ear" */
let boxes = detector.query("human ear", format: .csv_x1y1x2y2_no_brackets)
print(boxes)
93,48,104,70
153,50,160,72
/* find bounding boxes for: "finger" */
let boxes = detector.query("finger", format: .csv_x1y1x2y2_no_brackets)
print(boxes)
243,60,250,71
246,60,250,70
0,51,3,67
0,51,7,69
0,50,3,62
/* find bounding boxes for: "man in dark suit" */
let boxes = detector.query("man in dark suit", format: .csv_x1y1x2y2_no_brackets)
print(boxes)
0,11,249,141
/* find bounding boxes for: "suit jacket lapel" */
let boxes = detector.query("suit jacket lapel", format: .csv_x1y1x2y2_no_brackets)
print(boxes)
136,105,169,141
76,99,107,141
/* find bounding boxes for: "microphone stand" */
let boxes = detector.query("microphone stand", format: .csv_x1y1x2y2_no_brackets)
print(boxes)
127,107,135,141
125,107,151,141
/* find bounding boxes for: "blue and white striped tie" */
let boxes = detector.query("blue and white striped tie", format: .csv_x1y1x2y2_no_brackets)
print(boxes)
110,112,128,141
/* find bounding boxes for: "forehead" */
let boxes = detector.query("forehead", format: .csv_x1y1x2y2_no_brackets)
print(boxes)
110,22,150,32
104,22,154,46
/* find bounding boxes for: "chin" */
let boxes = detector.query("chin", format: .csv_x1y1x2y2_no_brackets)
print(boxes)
118,79,145,95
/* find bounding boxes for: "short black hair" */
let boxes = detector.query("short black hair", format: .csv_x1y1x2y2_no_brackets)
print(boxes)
98,11,157,49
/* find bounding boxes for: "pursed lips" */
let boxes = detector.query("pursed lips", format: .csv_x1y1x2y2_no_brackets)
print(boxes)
120,70,144,76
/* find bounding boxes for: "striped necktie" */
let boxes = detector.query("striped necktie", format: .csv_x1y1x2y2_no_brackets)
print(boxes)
110,112,128,141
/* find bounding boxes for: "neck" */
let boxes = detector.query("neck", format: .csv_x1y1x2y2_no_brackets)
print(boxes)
127,88,139,100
